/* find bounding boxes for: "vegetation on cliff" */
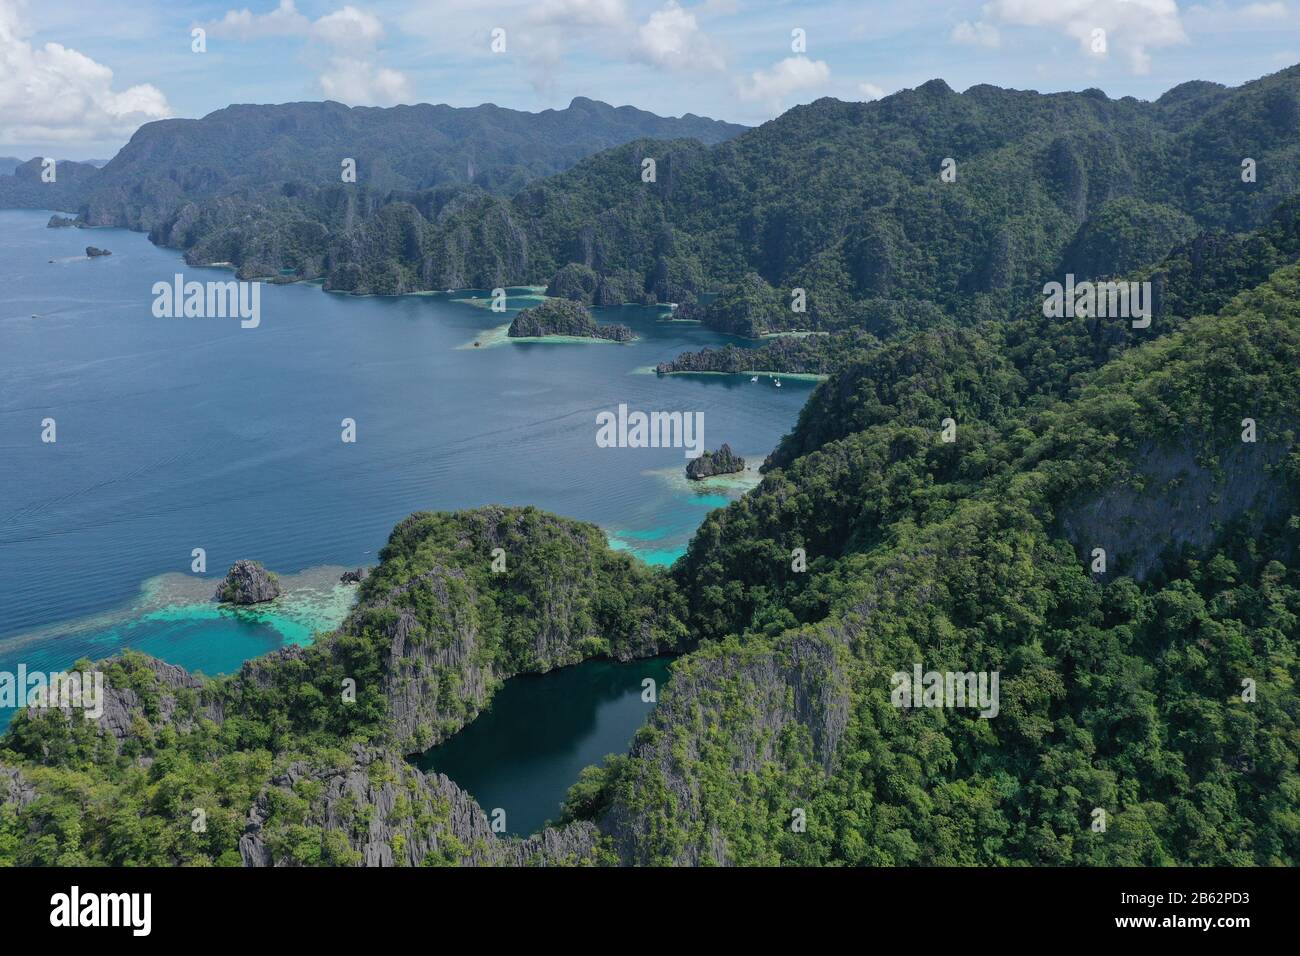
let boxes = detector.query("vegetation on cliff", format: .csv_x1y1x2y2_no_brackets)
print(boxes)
507,299,633,341
657,330,870,375
5,69,1300,868
0,507,684,865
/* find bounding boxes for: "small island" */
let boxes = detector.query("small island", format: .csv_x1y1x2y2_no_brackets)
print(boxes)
214,560,281,604
47,215,80,228
686,443,746,480
85,246,112,257
507,298,633,342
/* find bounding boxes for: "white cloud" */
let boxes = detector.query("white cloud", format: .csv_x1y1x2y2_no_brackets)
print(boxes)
205,0,309,40
951,20,1001,47
311,5,385,50
857,81,886,101
530,0,630,28
738,55,831,113
974,0,1188,74
0,0,171,144
1240,2,1289,19
635,2,725,71
318,56,412,106
207,2,385,49
206,3,410,106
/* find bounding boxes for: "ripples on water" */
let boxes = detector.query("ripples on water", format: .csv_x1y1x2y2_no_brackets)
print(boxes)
0,208,816,725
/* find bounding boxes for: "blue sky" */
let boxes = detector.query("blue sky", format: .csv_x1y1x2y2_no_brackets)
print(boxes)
3,0,1298,159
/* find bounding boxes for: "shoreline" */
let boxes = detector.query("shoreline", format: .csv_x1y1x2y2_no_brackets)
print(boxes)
642,368,830,382
459,321,639,349
0,564,360,658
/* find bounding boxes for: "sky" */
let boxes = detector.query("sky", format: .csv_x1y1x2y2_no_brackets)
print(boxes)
1,0,1297,160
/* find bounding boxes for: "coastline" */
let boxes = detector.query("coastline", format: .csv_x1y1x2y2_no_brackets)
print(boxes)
639,368,830,382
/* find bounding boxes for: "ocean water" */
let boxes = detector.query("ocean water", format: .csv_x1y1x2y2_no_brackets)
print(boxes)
0,208,815,726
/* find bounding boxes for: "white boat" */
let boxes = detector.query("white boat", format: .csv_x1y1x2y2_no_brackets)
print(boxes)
774,379,782,387
750,376,758,382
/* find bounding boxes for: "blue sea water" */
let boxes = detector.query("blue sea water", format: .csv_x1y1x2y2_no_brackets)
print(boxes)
0,208,814,727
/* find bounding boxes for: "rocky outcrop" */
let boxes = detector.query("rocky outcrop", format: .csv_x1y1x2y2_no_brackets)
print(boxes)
46,215,78,228
507,298,633,341
600,632,849,865
347,564,494,753
1,764,38,809
238,746,601,867
214,560,281,604
341,507,683,753
1058,438,1289,581
340,568,368,584
20,653,223,753
685,443,745,480
85,246,111,257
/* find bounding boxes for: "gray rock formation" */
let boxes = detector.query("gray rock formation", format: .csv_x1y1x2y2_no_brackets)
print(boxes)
238,746,601,867
339,568,368,584
214,560,281,604
342,507,676,753
85,246,111,257
601,631,849,865
21,654,222,753
1058,438,1288,580
685,443,745,480
346,565,495,753
1,764,38,809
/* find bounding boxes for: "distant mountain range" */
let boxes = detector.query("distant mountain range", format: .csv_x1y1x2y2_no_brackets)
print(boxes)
0,97,744,269
14,67,1296,315
411,66,1300,325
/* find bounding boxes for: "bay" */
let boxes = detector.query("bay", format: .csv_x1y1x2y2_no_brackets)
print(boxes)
0,208,813,734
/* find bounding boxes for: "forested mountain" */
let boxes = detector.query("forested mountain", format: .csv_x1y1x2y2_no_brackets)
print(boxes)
394,66,1300,317
0,157,102,211
4,164,1299,865
3,66,1299,867
0,97,743,282
15,68,1299,305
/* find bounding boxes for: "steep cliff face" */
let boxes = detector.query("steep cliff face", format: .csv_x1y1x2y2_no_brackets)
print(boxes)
341,506,685,752
599,632,850,865
0,765,37,810
18,654,223,756
238,746,601,867
346,565,494,752
1057,439,1290,581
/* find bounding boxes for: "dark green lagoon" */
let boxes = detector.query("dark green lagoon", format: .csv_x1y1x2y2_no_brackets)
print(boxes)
416,656,674,836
